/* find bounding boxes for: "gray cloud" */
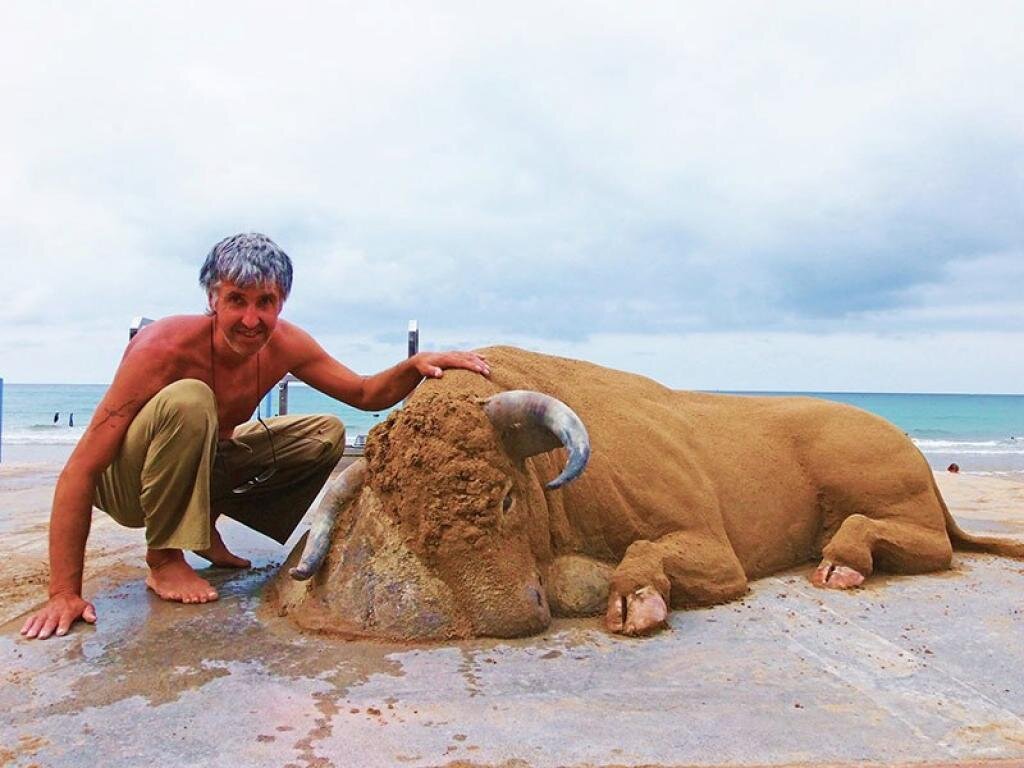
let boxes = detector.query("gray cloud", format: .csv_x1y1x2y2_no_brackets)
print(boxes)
1,1,1022,388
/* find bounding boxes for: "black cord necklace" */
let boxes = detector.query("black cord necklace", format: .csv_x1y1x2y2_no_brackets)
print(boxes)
212,316,278,494
210,316,260,406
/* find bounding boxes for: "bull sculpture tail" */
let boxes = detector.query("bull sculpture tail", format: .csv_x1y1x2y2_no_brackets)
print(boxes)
933,474,1024,559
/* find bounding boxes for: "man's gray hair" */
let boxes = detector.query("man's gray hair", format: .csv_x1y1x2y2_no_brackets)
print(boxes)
200,232,294,302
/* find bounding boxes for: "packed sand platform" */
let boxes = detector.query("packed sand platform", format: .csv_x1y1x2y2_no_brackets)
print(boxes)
2,461,1024,767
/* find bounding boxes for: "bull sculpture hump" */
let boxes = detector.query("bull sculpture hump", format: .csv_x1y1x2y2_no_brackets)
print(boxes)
266,346,1024,640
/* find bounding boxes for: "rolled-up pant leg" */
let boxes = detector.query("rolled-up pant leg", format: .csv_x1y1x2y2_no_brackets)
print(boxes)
94,379,218,551
211,415,346,544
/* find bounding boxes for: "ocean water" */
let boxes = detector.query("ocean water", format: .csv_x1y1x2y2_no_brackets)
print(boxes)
1,383,1021,474
0,383,395,461
729,391,1024,475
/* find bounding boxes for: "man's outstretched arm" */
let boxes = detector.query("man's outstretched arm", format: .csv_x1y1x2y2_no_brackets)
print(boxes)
357,349,491,410
286,326,490,411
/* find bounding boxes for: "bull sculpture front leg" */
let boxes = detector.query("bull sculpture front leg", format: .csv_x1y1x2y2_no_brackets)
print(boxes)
605,529,749,636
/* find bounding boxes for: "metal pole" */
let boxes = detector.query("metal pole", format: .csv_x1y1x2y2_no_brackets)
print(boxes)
408,320,419,358
129,316,155,340
278,379,289,416
277,375,297,416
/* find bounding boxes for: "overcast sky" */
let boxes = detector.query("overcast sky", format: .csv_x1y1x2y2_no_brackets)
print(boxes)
2,2,1022,393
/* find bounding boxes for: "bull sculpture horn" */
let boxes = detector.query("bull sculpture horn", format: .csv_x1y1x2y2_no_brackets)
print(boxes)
290,458,368,580
482,390,591,489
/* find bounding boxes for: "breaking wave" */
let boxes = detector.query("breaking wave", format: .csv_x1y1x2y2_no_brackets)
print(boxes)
2,426,87,445
914,438,1023,456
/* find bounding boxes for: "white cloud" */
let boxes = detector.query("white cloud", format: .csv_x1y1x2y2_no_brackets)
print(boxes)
1,2,1022,391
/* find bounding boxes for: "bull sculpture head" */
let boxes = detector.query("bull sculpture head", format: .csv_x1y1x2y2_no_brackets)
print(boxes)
270,389,590,640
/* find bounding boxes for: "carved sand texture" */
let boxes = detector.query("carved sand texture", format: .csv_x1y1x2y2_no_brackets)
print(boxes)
268,346,1016,640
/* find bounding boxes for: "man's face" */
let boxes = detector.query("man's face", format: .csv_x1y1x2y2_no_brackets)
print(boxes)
210,280,283,356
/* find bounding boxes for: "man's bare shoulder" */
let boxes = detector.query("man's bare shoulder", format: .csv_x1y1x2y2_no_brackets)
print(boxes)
263,319,339,377
268,318,317,356
118,315,212,387
273,317,310,340
125,315,208,358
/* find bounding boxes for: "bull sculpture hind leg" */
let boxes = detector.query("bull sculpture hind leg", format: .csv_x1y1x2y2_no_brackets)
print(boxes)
797,408,957,591
813,492,953,590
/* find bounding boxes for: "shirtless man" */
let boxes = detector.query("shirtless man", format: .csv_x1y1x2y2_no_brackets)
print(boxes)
20,233,490,640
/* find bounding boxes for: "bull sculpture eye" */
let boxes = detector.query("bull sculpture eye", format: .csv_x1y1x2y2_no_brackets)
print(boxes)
502,493,514,513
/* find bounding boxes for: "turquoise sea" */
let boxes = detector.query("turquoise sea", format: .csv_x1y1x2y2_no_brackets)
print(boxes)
0,383,395,463
1,383,1022,474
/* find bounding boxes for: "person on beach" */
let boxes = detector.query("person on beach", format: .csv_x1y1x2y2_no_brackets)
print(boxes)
21,232,490,640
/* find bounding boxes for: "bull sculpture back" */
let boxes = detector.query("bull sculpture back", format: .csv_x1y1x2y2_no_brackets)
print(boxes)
267,346,1024,640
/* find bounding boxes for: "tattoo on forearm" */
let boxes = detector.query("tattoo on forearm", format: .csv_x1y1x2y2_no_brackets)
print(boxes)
94,400,141,430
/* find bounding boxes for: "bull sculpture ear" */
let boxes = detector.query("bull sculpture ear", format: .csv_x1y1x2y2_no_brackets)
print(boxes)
481,390,591,489
290,458,368,580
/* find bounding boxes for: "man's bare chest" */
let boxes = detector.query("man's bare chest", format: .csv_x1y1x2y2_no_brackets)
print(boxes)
174,354,288,437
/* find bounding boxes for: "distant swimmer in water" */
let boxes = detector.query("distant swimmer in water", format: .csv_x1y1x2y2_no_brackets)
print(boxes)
947,463,960,473
69,413,74,427
53,412,59,424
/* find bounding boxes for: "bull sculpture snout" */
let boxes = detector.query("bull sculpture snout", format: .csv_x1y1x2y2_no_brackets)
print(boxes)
290,390,590,582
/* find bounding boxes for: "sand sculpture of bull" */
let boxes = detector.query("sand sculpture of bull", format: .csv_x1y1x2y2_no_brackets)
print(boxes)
267,346,1024,639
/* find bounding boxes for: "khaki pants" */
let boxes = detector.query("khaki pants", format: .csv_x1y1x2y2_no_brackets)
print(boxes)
94,379,346,550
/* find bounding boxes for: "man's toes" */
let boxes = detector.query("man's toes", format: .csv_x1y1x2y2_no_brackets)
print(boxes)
196,587,218,603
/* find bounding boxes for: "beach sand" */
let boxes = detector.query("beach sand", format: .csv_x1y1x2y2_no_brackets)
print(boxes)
3,463,1024,767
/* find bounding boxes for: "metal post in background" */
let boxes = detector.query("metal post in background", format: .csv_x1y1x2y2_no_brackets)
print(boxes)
129,316,155,340
278,379,289,416
408,320,419,358
278,374,297,416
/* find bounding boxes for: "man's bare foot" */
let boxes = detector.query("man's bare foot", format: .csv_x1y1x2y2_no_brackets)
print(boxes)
194,526,251,569
145,549,219,604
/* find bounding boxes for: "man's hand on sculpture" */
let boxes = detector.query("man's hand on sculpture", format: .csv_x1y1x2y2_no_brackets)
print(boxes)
413,351,490,379
20,592,97,640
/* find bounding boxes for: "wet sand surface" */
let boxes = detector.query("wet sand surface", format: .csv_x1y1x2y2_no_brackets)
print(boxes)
2,467,1023,767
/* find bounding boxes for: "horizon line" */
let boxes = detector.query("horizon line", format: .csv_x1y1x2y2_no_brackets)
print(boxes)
4,381,1024,398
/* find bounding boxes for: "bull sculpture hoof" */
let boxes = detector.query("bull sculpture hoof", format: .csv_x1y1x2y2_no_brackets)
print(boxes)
605,586,669,636
811,560,866,589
